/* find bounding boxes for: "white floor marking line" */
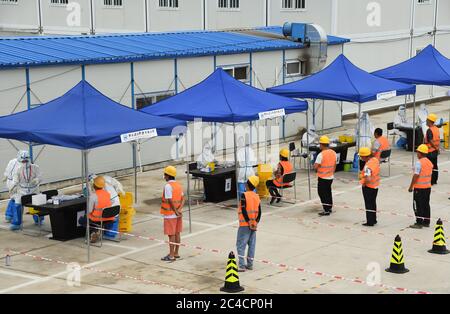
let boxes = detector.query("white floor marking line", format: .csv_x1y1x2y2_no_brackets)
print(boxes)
0,269,43,281
0,173,406,294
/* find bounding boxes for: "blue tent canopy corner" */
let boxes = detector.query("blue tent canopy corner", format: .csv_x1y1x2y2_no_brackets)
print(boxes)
141,68,308,122
267,54,416,103
373,44,450,86
0,80,186,150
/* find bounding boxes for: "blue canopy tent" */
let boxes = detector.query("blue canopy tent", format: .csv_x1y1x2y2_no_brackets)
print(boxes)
0,80,186,261
267,54,417,168
373,44,450,151
142,68,310,208
372,45,450,86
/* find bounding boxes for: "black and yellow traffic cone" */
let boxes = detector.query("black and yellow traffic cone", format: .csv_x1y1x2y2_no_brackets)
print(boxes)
220,251,244,293
385,235,409,274
428,219,450,255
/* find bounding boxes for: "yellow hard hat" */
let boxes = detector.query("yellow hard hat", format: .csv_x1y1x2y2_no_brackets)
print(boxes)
358,147,371,157
93,176,106,189
164,166,177,177
248,176,260,188
427,114,437,122
280,148,290,158
319,136,330,145
416,144,429,155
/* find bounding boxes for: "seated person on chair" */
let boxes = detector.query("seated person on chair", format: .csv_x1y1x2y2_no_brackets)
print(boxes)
372,128,390,161
79,176,113,243
266,149,294,205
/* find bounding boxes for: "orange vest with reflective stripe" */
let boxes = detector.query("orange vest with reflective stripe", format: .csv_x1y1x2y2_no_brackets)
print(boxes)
414,157,433,189
425,125,440,153
238,191,261,227
161,181,184,216
274,161,293,187
360,157,380,189
317,149,337,179
373,136,390,160
89,189,113,222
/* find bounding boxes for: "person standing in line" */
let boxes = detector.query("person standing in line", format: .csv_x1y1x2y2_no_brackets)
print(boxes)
359,147,380,227
314,136,337,217
236,176,261,272
161,166,185,262
424,114,440,185
409,144,433,229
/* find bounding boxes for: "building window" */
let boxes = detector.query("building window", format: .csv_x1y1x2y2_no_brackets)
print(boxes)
221,65,250,82
103,0,123,7
159,0,179,8
136,91,175,110
218,0,240,9
282,0,305,9
50,0,68,5
285,60,306,77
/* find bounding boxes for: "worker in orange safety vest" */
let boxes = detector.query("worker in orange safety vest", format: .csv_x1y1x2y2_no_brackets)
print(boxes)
314,136,337,217
266,149,294,205
424,113,440,185
236,175,261,272
359,147,380,227
409,144,433,229
160,166,185,262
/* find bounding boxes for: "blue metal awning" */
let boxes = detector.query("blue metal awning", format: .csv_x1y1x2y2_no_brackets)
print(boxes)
0,27,349,69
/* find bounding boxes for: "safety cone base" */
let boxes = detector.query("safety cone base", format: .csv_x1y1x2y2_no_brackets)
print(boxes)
428,248,450,255
220,285,245,293
385,267,409,274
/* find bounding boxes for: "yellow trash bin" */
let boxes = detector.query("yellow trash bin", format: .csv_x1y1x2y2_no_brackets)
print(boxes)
257,164,273,198
119,192,135,233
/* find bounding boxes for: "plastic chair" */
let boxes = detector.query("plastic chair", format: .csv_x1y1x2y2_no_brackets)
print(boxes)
93,205,121,247
387,123,397,146
278,172,297,204
380,149,392,177
188,162,203,192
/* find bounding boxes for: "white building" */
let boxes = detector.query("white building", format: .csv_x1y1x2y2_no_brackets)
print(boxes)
0,0,449,189
0,27,347,189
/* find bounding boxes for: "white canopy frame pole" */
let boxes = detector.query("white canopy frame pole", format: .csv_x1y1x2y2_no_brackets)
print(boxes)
233,123,240,209
306,108,312,200
186,160,192,234
356,102,362,178
133,142,138,204
264,119,268,163
83,150,91,263
412,94,417,167
184,123,192,234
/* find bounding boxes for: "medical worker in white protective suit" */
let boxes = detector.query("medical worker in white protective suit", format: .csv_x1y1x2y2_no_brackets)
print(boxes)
356,112,374,148
3,151,21,222
10,151,42,230
197,141,215,170
89,174,125,207
417,103,429,135
301,125,319,147
236,136,258,193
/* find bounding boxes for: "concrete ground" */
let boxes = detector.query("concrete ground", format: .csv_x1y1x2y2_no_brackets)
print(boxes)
0,100,449,294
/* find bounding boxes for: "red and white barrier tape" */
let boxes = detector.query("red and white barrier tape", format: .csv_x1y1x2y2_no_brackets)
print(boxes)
4,249,196,294
334,177,449,196
271,214,449,245
86,226,431,294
